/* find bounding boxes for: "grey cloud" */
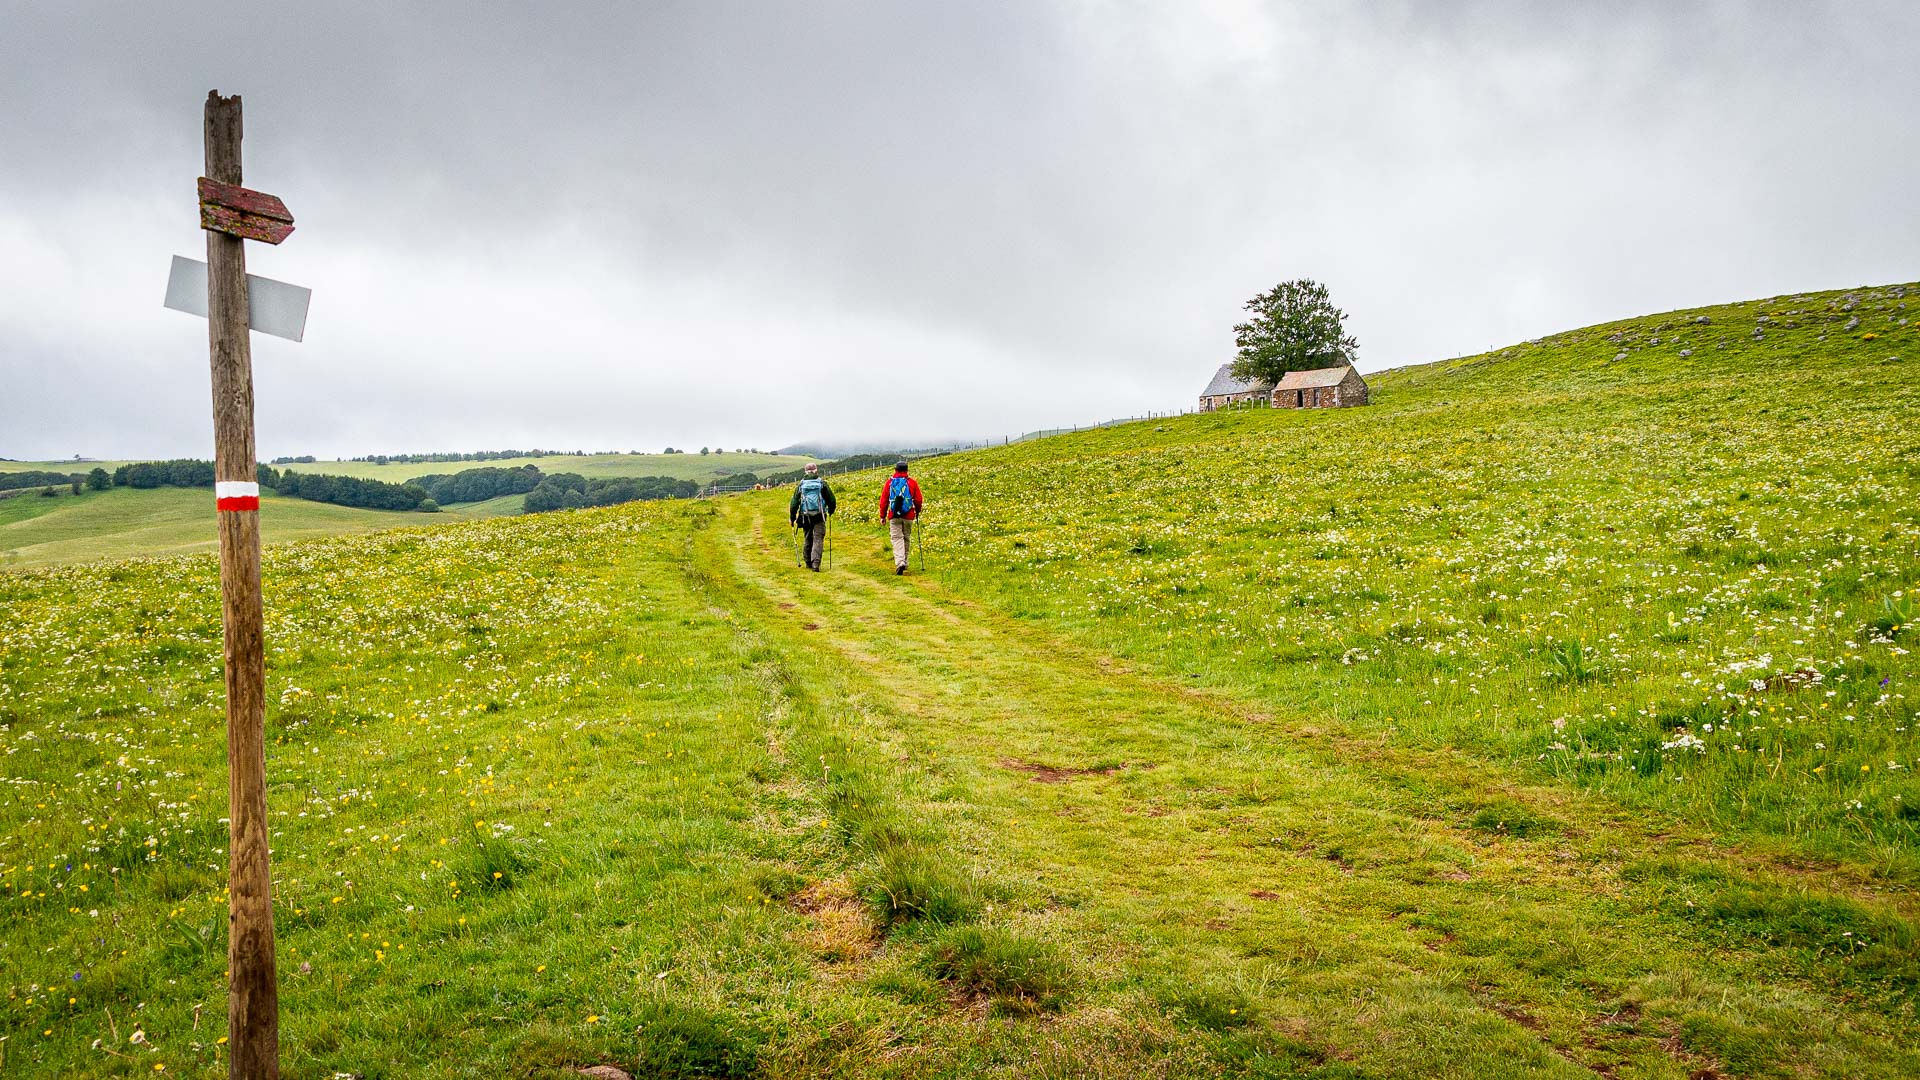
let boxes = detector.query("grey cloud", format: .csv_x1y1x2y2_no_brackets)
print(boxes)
2,2,1915,459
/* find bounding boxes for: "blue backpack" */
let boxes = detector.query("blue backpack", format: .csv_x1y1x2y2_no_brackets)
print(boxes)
797,478,826,516
888,476,914,517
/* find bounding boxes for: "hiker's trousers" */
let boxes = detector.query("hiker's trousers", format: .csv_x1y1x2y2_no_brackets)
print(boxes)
802,518,826,568
888,518,912,568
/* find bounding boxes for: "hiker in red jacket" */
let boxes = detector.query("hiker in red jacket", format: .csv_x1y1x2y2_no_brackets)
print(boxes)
878,461,923,574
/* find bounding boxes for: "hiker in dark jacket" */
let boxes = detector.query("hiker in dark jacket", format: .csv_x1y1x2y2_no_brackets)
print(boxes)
878,461,923,574
789,463,837,571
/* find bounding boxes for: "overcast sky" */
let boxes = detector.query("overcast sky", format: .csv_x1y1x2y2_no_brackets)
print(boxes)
3,1,1915,461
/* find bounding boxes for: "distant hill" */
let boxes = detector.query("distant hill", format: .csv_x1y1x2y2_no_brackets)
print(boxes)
0,486,517,569
0,451,814,485
777,440,995,459
282,450,814,485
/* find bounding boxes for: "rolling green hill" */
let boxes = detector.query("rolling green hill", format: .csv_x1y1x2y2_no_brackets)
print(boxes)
1,452,815,484
2,281,1916,1077
278,450,815,484
0,486,518,570
897,279,1920,870
0,451,814,567
0,459,138,475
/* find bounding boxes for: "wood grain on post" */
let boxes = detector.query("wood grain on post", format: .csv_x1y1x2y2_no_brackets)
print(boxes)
205,89,281,1080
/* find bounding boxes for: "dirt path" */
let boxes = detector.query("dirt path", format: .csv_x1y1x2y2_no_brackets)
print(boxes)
689,497,1919,1079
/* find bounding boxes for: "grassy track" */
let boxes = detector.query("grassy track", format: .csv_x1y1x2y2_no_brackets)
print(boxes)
0,488,518,570
2,281,1917,1076
700,493,1920,1077
900,282,1920,879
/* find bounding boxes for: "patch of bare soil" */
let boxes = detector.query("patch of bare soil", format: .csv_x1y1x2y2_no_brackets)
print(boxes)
1475,990,1625,1078
1491,1001,1546,1033
998,758,1142,783
788,878,877,964
1573,1003,1643,1080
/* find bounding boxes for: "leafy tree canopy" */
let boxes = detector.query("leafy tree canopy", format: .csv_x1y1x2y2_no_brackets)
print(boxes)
1229,279,1357,386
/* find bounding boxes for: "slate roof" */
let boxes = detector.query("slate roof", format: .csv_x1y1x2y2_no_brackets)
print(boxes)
1275,364,1359,390
1201,363,1274,398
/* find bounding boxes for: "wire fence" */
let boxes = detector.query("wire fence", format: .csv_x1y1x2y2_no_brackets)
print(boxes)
698,404,1234,496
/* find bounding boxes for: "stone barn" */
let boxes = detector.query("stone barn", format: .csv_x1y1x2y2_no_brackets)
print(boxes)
1273,364,1369,409
1198,364,1275,411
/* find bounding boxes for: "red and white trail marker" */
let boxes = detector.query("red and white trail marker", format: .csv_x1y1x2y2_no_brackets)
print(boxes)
215,481,261,512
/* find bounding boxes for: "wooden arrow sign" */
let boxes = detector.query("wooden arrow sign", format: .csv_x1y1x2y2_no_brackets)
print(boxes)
198,176,295,244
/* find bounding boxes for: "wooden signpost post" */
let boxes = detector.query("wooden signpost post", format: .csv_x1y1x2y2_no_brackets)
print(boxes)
199,89,294,1080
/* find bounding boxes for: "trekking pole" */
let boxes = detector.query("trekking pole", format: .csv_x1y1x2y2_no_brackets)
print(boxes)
917,510,927,573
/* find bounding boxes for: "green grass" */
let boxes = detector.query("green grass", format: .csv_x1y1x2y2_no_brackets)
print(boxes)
900,279,1920,879
1,280,1917,1077
0,487,512,570
276,451,816,485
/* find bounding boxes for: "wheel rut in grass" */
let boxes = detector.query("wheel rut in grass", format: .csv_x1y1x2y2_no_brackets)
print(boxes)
719,500,1907,903
685,497,1920,1078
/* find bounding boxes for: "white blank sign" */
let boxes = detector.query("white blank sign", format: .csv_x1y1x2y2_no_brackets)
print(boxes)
164,255,311,343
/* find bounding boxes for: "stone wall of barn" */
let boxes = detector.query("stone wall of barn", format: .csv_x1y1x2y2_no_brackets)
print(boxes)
1268,369,1371,409
1201,390,1269,412
1337,368,1370,407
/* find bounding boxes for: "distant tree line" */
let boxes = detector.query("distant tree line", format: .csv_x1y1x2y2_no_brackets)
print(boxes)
407,465,544,505
523,473,698,513
271,470,432,511
349,449,596,465
0,470,84,492
115,459,217,489
269,455,318,464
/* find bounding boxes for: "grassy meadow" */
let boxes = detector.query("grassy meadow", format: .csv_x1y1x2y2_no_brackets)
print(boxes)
0,461,141,475
1,452,815,486
275,451,816,485
904,280,1920,876
2,280,1918,1077
0,488,519,571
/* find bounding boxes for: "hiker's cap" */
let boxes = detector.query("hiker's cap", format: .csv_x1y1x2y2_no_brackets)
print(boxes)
894,461,909,472
804,463,819,473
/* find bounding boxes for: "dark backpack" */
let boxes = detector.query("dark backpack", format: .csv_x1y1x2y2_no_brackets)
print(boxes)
797,477,826,517
888,475,914,517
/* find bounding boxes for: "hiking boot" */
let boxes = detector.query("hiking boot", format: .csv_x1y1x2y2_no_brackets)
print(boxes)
896,565,906,575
